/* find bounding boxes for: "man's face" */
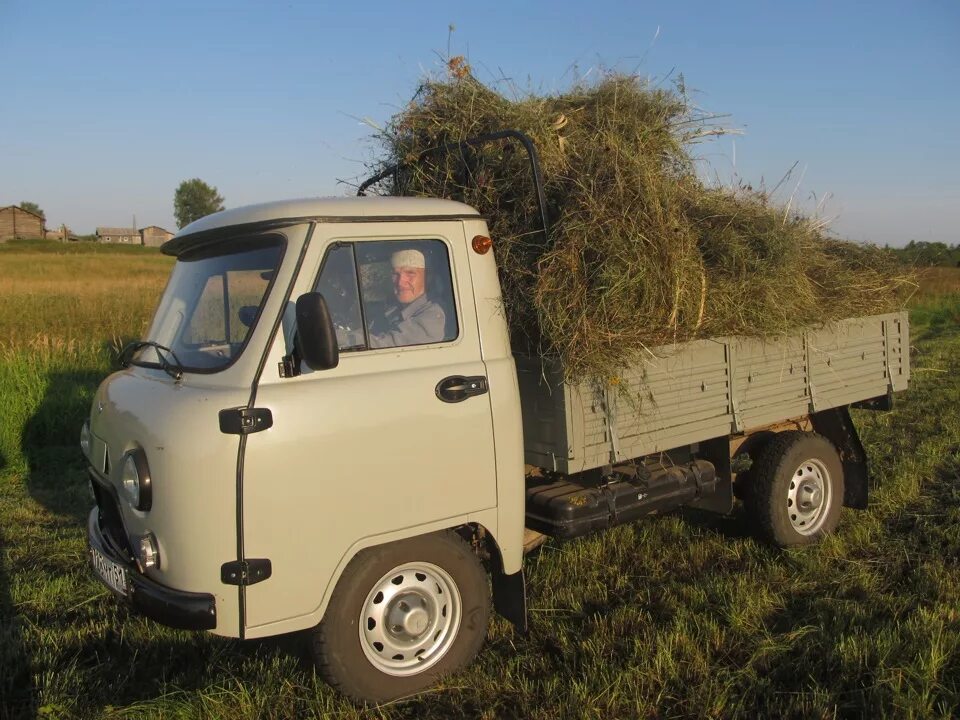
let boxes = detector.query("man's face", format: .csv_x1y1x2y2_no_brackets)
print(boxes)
392,266,426,305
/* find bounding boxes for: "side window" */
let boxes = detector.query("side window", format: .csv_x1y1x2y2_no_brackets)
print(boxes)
313,244,365,350
184,275,226,344
226,268,272,342
312,239,458,351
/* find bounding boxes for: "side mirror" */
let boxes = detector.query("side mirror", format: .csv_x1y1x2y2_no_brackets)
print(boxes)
295,292,339,370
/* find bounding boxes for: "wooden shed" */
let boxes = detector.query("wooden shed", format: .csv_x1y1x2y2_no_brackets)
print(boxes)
0,205,46,242
139,225,175,247
96,227,139,243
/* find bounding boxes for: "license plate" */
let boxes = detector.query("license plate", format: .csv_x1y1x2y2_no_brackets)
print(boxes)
91,545,130,597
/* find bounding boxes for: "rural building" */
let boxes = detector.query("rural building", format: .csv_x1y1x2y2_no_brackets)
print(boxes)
49,224,81,242
0,205,46,242
96,226,139,243
139,225,175,247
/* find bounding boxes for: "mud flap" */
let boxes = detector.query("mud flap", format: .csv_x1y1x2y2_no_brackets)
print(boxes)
811,406,869,509
492,566,527,634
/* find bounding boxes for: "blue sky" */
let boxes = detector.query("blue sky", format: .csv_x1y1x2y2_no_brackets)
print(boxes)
1,0,957,245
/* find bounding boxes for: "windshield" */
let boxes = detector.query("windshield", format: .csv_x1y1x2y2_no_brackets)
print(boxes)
133,234,284,373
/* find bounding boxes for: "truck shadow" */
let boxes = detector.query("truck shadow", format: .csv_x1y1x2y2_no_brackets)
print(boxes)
3,363,106,719
0,494,33,720
23,624,315,712
20,338,135,520
676,504,754,540
22,367,102,523
20,336,132,519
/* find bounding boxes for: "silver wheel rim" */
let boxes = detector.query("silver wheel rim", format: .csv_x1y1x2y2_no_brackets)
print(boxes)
787,457,832,535
358,561,461,676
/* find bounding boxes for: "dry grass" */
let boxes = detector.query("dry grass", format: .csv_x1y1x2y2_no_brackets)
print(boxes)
915,266,960,299
370,62,913,382
0,249,172,350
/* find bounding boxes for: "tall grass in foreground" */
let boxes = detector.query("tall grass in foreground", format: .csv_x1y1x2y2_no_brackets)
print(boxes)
0,255,958,719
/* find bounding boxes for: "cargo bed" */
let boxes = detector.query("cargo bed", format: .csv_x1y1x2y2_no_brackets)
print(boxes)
517,312,909,474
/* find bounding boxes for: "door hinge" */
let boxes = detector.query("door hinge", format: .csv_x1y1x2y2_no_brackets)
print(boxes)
219,406,273,435
278,353,301,378
221,558,272,586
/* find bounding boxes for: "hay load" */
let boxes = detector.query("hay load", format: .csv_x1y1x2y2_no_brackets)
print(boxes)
369,60,910,382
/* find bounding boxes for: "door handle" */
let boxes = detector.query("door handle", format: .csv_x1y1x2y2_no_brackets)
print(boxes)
436,375,488,403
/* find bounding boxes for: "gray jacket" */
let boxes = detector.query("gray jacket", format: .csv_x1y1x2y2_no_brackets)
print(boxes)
369,294,446,348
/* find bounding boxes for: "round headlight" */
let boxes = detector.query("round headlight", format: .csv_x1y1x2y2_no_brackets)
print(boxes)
80,421,91,458
121,454,140,507
121,449,152,511
138,531,160,570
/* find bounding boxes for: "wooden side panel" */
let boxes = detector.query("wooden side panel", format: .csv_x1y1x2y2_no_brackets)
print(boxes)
733,334,809,430
886,314,910,391
516,312,910,474
809,315,891,409
608,340,732,461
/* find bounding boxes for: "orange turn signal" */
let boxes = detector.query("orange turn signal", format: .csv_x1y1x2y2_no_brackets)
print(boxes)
472,235,493,255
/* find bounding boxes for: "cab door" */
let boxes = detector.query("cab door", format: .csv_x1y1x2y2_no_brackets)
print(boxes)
240,221,498,634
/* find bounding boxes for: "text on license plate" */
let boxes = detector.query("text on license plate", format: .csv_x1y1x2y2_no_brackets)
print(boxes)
91,546,129,597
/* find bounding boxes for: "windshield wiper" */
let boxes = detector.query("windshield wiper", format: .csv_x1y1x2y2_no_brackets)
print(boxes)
119,341,185,381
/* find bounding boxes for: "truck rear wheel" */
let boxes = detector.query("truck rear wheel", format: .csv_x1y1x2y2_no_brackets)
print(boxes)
746,431,844,547
310,530,490,703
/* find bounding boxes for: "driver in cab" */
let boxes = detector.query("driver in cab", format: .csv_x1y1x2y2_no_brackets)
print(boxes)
369,249,446,348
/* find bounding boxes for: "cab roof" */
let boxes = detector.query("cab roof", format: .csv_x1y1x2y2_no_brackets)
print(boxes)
164,197,481,256
187,196,477,234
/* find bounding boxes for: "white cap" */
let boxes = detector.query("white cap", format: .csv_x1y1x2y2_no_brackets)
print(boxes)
391,249,425,270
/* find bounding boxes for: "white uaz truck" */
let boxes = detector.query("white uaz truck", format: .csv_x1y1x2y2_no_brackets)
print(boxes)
84,136,909,703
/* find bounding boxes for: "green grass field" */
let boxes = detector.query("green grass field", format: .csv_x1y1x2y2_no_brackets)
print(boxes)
1,244,958,719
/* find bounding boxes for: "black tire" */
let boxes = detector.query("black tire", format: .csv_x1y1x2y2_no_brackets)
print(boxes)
310,530,490,703
746,431,844,547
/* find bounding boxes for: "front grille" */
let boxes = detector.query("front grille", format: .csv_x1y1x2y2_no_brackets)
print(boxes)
90,471,134,560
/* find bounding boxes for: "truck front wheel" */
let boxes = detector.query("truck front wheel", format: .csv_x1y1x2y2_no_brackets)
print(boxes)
310,530,490,703
747,431,845,547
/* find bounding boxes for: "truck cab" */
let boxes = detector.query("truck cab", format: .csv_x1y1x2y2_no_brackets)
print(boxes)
85,197,526,701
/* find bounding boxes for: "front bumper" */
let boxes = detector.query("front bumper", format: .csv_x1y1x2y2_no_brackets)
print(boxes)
87,507,217,630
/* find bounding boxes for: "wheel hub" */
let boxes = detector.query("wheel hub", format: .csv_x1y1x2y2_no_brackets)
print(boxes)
797,481,823,511
387,594,430,638
358,562,462,676
787,458,832,535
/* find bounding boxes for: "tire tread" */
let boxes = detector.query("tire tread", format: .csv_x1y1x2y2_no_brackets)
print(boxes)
747,430,843,547
310,530,489,703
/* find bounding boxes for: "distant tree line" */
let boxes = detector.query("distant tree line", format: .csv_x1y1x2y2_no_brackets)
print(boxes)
885,241,960,268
